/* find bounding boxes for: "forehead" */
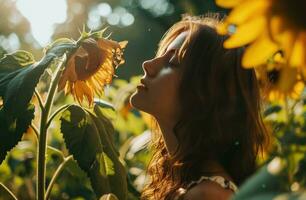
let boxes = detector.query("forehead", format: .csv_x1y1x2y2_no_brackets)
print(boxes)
166,31,188,52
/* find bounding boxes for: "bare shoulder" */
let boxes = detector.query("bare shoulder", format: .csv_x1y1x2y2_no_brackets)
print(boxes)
183,180,234,200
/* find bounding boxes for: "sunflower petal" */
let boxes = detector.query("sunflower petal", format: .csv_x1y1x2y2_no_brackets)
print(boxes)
242,33,279,68
270,16,284,37
216,22,229,35
74,81,94,105
289,34,305,67
215,0,243,8
58,54,78,91
224,16,266,48
226,0,269,25
119,41,128,48
290,81,304,99
277,67,297,92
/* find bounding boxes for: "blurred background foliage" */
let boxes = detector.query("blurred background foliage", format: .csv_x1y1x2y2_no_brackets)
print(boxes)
3,0,306,199
0,0,226,78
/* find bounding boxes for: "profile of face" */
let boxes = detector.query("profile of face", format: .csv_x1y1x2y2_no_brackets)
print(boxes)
130,32,188,124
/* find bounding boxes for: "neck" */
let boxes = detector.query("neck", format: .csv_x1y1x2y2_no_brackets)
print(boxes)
200,160,233,181
155,116,179,156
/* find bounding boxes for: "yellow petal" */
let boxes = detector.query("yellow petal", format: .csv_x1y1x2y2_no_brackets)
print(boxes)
289,34,305,67
216,0,243,8
75,81,94,105
216,22,229,35
274,52,285,64
224,16,265,48
227,0,269,25
277,67,297,92
269,16,284,37
119,41,128,48
275,30,296,60
58,53,78,91
290,81,304,99
269,90,282,102
82,83,94,105
242,33,279,68
74,82,84,103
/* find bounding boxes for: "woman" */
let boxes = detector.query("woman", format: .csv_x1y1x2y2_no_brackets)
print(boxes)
130,16,269,200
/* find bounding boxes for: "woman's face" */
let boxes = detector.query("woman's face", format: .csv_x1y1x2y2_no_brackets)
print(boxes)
130,31,188,122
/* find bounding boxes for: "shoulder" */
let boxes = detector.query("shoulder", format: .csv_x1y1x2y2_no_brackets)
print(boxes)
183,180,234,200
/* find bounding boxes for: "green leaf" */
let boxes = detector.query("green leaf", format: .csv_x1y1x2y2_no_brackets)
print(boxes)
60,104,127,200
0,38,77,118
0,50,35,79
263,105,282,117
102,152,115,175
60,105,102,171
60,105,111,197
0,104,35,164
240,191,304,200
246,192,291,200
0,55,54,116
44,38,77,57
0,39,76,166
233,157,288,200
65,157,88,178
93,104,127,200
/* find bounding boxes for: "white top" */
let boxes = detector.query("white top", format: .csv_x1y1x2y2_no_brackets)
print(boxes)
173,175,238,200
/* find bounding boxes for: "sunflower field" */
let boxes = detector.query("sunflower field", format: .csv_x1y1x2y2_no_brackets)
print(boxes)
0,0,306,200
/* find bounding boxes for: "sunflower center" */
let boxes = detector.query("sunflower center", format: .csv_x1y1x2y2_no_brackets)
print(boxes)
272,0,306,29
267,69,280,85
75,40,103,80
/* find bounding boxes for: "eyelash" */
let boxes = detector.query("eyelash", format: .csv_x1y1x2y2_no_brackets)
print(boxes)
166,55,178,68
167,60,177,68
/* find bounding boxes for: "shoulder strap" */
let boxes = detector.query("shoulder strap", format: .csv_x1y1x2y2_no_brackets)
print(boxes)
186,176,238,192
173,176,238,200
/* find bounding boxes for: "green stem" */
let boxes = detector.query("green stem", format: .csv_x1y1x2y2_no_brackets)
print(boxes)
47,146,64,159
37,55,66,200
284,96,290,123
35,89,45,112
46,104,70,129
45,155,73,200
0,183,18,200
30,123,39,141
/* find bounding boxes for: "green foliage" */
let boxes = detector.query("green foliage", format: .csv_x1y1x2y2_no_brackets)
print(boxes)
0,40,77,166
60,105,127,200
0,104,35,164
233,158,288,200
233,99,306,199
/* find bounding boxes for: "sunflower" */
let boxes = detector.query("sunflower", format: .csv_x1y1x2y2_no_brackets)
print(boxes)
255,52,304,101
216,0,306,69
58,37,127,106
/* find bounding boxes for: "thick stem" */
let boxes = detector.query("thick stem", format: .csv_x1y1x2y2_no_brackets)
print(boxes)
37,56,66,200
45,155,73,200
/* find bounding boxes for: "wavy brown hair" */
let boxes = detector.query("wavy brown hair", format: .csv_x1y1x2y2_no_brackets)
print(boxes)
141,16,269,200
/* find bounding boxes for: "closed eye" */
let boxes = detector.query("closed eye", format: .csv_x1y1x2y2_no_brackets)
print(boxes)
164,49,179,68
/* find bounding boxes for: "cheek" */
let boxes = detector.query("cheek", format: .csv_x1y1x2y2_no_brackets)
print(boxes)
151,74,181,114
130,70,181,117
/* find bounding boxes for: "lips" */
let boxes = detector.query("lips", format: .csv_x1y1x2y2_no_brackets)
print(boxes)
138,78,148,90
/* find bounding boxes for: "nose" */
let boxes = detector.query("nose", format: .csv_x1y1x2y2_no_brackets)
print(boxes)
142,59,155,77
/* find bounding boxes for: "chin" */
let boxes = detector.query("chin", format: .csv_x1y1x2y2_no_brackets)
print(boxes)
129,91,142,109
129,91,151,114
